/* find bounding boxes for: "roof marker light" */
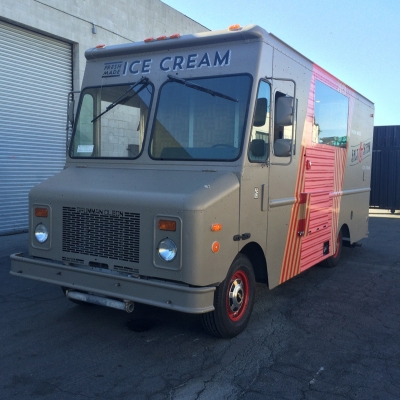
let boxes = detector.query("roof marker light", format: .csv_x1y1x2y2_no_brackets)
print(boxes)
95,44,106,49
144,37,154,43
229,24,242,31
170,33,181,39
157,35,167,41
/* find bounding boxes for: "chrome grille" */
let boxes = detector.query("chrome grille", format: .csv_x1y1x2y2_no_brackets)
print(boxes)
62,207,140,263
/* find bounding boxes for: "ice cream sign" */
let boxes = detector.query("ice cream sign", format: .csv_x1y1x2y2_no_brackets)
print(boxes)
102,50,231,78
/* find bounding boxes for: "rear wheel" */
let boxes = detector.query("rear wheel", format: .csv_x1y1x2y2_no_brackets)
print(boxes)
202,254,255,338
323,229,343,268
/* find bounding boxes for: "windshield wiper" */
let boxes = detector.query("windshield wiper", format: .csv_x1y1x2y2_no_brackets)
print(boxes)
167,75,238,103
91,77,149,123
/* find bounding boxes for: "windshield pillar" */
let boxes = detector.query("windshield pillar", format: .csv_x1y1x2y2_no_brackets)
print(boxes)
94,92,101,157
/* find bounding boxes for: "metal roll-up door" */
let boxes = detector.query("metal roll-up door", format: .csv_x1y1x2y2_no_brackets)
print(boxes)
0,20,72,235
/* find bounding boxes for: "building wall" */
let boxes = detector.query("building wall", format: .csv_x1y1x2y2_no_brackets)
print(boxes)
0,0,208,91
0,0,207,234
370,125,400,212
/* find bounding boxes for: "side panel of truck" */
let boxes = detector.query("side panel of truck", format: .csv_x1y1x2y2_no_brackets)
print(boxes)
282,72,370,285
261,46,373,287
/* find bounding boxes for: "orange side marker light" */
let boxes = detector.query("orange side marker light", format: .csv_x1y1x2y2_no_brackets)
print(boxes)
211,223,222,232
212,241,220,253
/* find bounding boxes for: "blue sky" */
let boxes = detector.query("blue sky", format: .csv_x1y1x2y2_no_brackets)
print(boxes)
162,0,400,126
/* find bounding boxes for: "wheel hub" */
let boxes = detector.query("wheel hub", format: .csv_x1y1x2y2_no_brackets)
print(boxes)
228,278,244,313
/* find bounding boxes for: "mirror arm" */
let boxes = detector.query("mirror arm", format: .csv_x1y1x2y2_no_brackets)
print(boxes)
265,77,297,166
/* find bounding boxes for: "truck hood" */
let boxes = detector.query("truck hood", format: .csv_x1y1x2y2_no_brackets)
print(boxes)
30,166,240,212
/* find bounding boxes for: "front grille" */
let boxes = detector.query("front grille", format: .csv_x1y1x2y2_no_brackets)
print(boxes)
62,207,140,263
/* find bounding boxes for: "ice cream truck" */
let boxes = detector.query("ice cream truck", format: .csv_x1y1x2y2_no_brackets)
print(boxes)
10,25,374,338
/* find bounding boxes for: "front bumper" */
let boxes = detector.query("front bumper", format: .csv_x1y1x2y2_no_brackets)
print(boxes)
10,253,215,314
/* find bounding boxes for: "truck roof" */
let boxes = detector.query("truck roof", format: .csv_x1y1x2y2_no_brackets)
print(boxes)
85,25,268,60
85,24,373,106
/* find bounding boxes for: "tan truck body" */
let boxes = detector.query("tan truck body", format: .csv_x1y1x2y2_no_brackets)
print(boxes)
10,25,374,337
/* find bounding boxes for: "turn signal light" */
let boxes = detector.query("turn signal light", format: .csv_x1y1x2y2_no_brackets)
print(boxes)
158,220,176,231
211,223,222,232
35,208,48,218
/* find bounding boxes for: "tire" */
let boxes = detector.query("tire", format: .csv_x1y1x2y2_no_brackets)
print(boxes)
201,254,255,338
323,228,343,268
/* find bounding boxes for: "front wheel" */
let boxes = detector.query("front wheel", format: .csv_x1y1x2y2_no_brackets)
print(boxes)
322,228,343,268
201,254,255,338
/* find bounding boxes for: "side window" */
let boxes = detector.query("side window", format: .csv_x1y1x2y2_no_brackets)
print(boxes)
314,80,349,147
248,80,271,162
273,91,296,157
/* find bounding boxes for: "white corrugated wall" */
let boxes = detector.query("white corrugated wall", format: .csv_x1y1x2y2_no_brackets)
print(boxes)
0,20,72,235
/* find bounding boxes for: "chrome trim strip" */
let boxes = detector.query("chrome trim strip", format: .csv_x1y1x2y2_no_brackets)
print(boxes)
269,197,296,208
331,188,371,197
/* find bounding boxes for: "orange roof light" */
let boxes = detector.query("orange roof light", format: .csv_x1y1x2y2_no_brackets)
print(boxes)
35,208,48,218
144,37,154,43
158,220,177,231
95,44,106,49
212,241,220,253
229,24,242,31
170,33,181,39
211,223,222,232
157,35,167,41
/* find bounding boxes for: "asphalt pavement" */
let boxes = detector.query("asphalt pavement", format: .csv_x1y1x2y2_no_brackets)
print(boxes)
1,209,399,400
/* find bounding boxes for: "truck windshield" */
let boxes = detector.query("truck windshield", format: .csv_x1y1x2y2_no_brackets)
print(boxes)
69,80,153,158
150,74,252,161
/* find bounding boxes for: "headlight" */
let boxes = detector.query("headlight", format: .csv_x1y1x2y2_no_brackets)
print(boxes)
158,238,177,262
34,223,49,243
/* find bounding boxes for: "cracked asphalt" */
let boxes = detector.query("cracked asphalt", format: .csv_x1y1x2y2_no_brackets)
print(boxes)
1,210,399,400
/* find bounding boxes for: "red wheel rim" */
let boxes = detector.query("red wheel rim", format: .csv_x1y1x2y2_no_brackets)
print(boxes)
226,270,249,322
333,233,341,258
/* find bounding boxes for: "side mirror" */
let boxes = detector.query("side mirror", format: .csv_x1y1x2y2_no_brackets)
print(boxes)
275,96,294,126
67,100,75,125
274,138,292,157
250,139,266,157
253,98,267,127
